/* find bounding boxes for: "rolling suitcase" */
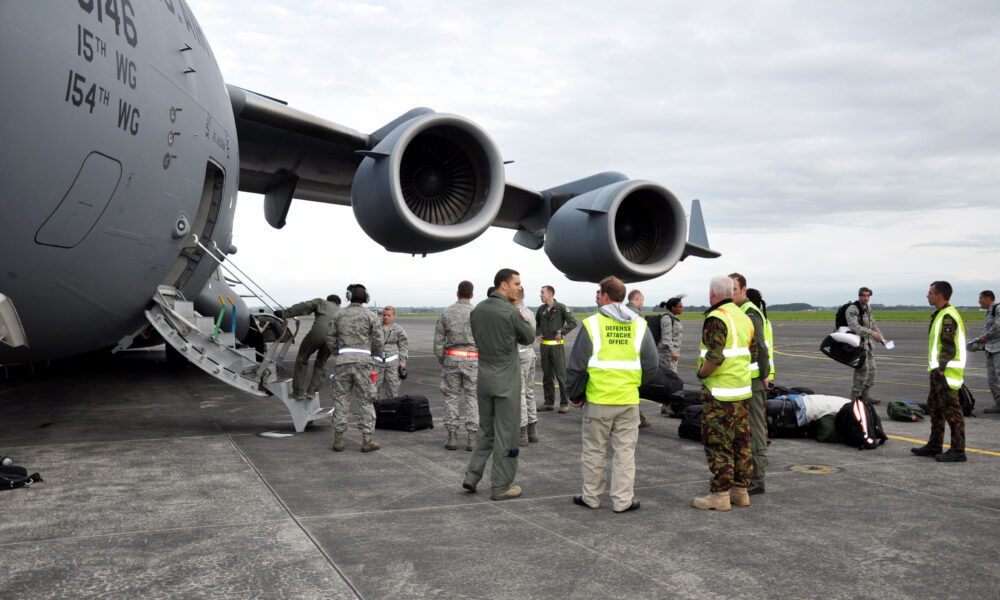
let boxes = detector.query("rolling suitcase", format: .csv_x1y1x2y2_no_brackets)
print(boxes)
374,395,434,432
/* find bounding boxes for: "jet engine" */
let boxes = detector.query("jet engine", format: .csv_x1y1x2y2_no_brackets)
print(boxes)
351,113,505,253
543,180,688,283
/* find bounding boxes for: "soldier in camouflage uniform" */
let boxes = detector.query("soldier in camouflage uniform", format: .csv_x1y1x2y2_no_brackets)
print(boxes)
434,281,479,451
846,287,885,403
658,296,684,375
375,306,408,400
536,285,578,413
327,284,383,453
912,281,967,462
514,287,539,445
973,291,1000,413
276,294,340,400
692,276,754,511
462,268,536,500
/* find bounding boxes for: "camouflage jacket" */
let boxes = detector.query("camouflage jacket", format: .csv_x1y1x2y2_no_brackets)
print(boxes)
327,303,382,365
846,302,882,351
658,313,683,355
983,303,1000,353
535,300,578,340
434,300,476,363
283,298,338,342
381,322,408,365
515,301,537,351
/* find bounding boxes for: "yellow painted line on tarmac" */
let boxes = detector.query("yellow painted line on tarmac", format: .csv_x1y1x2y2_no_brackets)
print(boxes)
886,434,1000,457
775,348,986,372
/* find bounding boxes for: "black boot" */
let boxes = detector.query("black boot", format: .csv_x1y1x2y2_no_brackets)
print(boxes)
934,449,967,462
910,444,943,457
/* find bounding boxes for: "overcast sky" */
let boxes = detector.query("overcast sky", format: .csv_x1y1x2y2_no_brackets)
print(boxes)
192,1,999,309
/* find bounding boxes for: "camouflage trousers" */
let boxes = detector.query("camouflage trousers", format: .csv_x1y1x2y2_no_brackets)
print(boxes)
927,371,965,451
292,333,331,397
376,360,401,400
748,380,768,486
540,343,569,406
987,351,1000,406
519,349,537,427
851,348,876,399
331,362,377,434
440,356,478,433
701,394,751,493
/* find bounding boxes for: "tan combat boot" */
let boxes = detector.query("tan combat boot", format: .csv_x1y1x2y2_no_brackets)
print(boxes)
445,431,458,451
692,491,731,511
519,426,529,447
361,434,380,453
729,486,750,507
862,389,880,404
466,432,476,451
527,421,539,443
491,485,522,501
332,431,345,452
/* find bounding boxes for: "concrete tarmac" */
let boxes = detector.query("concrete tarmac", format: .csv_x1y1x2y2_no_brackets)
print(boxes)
2,315,999,599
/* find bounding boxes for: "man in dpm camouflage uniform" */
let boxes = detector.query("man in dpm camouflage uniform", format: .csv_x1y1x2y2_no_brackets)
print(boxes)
462,268,536,500
912,281,967,463
974,291,1000,413
692,276,754,511
327,284,383,453
514,286,539,445
434,281,478,451
375,306,408,400
846,287,885,403
275,294,340,400
536,285,578,413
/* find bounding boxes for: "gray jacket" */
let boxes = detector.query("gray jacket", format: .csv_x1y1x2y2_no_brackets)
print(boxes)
846,302,882,352
433,300,476,363
327,303,382,365
984,303,1000,353
658,313,682,356
565,303,658,402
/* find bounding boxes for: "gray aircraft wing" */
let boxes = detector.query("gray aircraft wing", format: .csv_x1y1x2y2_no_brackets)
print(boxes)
228,85,717,282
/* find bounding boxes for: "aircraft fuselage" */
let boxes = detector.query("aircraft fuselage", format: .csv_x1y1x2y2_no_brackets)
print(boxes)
1,1,238,362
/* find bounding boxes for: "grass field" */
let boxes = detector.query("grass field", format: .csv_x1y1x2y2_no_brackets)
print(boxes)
671,310,983,323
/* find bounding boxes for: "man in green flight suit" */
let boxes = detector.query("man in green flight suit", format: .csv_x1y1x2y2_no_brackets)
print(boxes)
463,268,536,500
536,285,578,413
275,294,340,400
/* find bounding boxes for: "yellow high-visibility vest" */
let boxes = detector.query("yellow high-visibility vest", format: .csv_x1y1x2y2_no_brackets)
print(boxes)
582,313,646,405
741,301,775,379
698,303,753,401
928,305,966,390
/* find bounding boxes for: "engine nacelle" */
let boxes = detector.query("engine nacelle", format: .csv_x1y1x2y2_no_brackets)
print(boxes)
351,113,505,253
543,180,687,283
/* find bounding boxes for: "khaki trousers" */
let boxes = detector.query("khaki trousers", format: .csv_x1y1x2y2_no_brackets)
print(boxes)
580,403,640,511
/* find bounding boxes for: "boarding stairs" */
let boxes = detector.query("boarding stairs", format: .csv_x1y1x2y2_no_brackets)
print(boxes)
143,237,333,432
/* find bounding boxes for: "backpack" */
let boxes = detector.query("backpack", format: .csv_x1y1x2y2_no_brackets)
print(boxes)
644,313,664,345
887,401,926,422
1,464,43,490
766,396,809,438
834,301,862,330
767,384,814,400
678,404,703,441
834,398,887,450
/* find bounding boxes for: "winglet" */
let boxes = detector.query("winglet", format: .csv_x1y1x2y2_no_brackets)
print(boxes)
681,199,721,260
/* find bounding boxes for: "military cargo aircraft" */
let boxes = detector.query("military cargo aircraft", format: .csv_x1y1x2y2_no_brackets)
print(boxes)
0,2,716,427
